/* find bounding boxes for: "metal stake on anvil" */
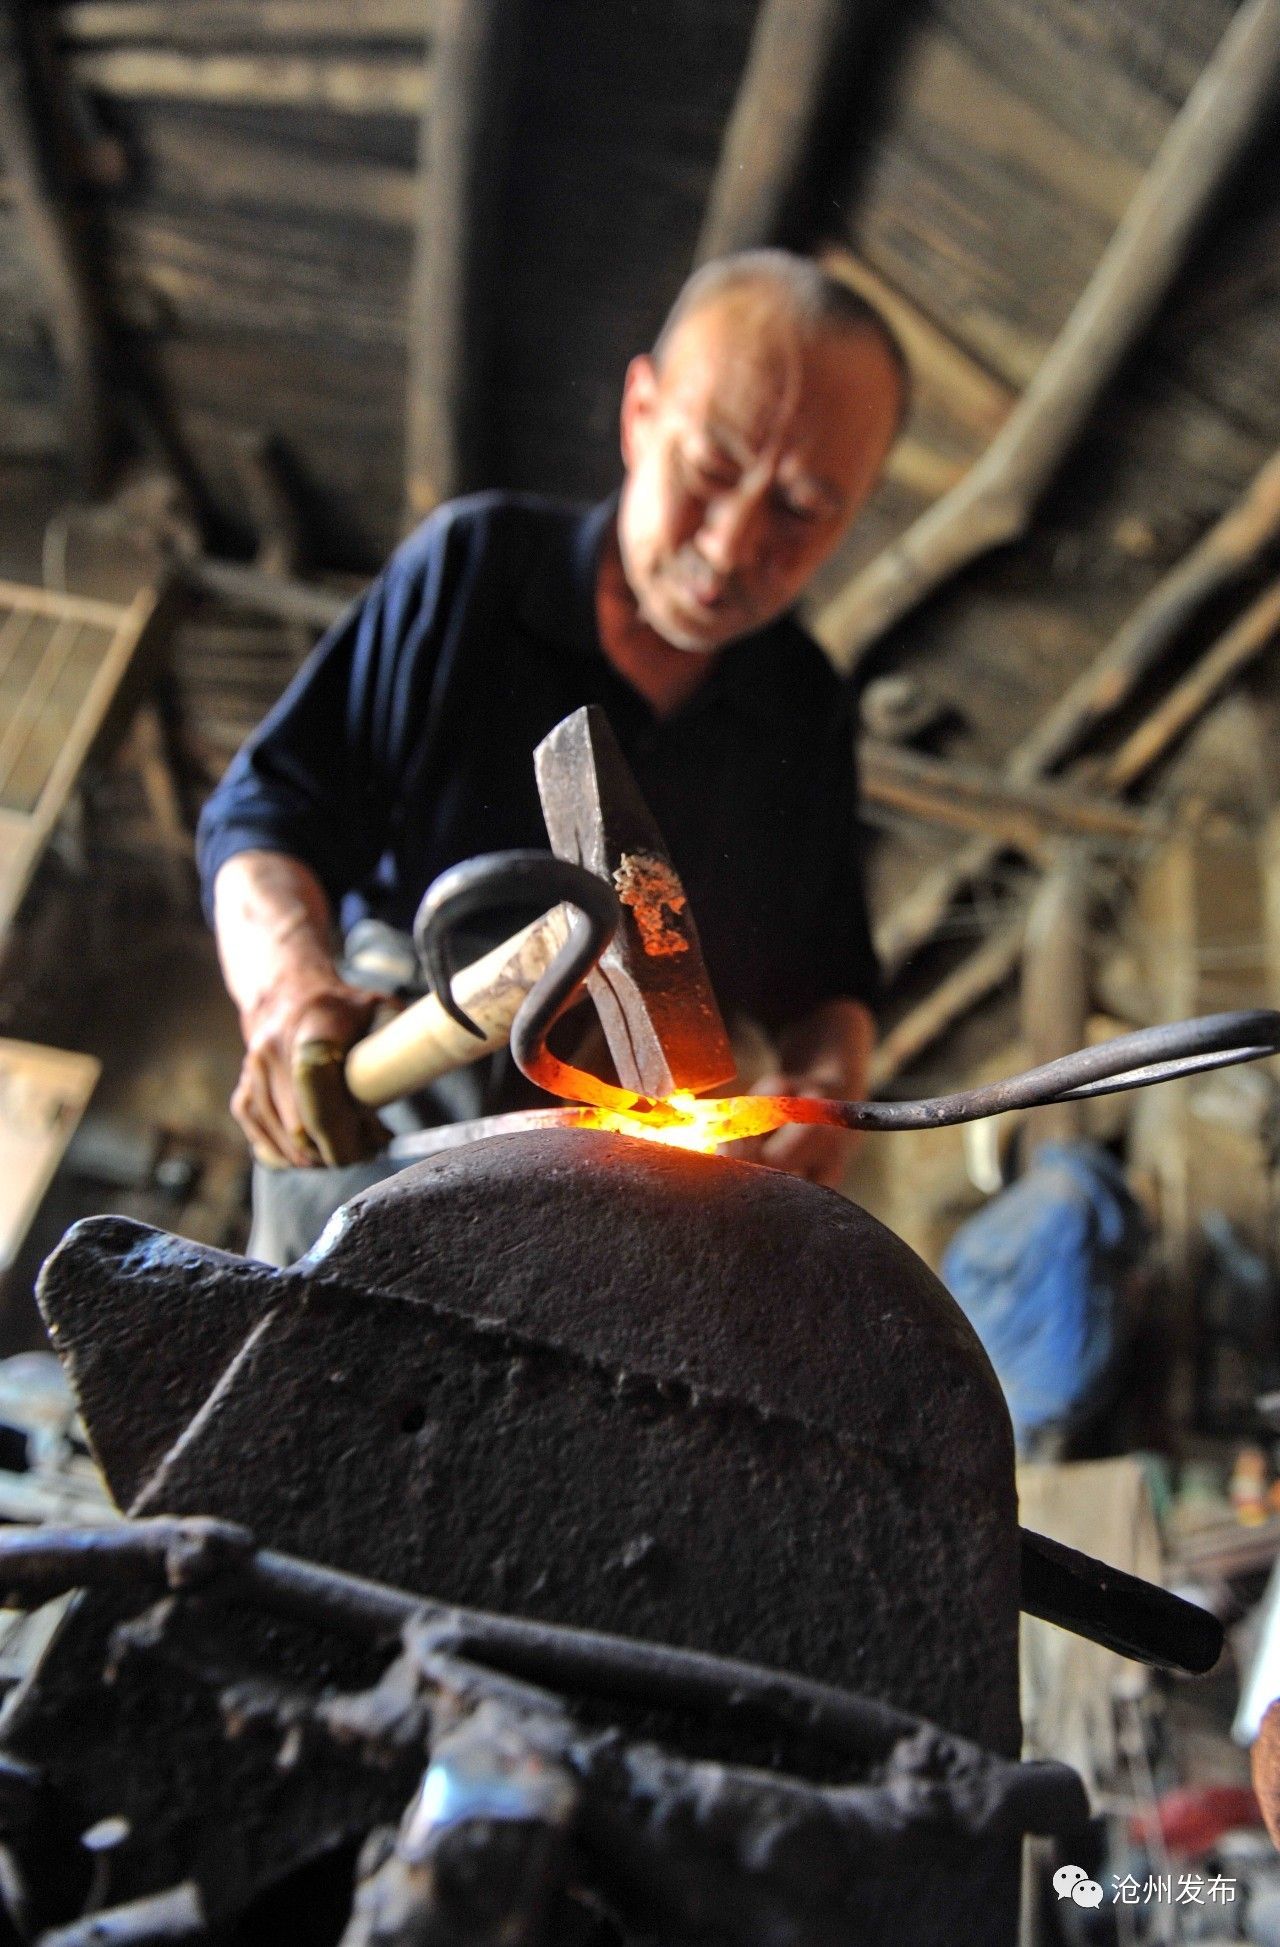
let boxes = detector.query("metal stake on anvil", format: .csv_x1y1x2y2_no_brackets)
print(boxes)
532,706,733,1100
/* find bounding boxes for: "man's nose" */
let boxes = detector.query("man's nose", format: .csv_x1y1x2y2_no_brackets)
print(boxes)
698,480,768,574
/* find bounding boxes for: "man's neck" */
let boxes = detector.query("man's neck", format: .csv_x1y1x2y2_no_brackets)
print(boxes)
595,526,720,719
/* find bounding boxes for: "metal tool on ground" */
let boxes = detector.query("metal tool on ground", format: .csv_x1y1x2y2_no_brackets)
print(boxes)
0,1517,1088,1946
330,703,734,1113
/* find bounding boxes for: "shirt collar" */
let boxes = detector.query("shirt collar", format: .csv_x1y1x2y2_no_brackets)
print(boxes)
517,491,814,727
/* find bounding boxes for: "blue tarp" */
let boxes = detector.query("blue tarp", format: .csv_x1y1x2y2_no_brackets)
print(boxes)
941,1141,1146,1452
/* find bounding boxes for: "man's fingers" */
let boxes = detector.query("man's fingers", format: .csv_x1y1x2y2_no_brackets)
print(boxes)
292,1039,388,1167
231,1074,293,1170
734,1120,848,1189
233,1052,317,1169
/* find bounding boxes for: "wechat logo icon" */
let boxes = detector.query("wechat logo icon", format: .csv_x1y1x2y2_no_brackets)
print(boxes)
1054,1864,1104,1908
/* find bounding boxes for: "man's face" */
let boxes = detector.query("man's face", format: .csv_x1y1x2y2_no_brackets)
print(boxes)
616,287,902,654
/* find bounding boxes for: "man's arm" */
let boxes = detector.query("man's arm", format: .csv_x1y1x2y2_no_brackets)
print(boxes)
214,850,387,1169
735,996,875,1189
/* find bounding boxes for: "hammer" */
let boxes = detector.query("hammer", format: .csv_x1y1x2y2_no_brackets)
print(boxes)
327,706,735,1113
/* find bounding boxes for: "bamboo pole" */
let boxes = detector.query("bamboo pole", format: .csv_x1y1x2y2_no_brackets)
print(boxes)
1104,576,1280,792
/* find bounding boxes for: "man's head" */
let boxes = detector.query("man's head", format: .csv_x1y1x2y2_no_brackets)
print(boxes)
616,251,906,655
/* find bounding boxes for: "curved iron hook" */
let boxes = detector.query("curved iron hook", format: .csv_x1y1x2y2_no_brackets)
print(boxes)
413,851,653,1114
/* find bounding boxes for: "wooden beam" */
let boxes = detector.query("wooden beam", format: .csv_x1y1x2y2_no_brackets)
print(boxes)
875,446,1280,977
696,0,895,258
823,246,1017,514
0,3,112,491
1020,861,1090,1155
860,742,1165,853
819,0,1280,671
1018,450,1280,784
405,0,527,520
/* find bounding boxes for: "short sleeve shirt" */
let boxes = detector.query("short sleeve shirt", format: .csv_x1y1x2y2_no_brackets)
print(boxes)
197,492,881,1043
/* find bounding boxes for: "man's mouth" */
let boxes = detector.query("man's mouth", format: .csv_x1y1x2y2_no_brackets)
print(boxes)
670,569,732,615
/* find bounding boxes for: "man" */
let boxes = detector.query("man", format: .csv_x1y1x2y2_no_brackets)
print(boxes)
198,250,907,1262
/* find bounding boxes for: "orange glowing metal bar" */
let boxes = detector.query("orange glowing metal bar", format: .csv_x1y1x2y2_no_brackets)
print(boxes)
571,1090,837,1154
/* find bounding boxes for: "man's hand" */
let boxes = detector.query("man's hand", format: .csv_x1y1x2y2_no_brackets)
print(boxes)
233,976,389,1169
214,851,390,1170
730,997,875,1191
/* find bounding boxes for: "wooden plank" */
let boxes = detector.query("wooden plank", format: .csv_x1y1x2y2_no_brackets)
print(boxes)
101,203,409,348
823,247,1014,449
820,0,1280,671
0,579,125,627
869,920,1026,1090
178,558,346,630
67,47,428,116
818,246,1017,559
844,25,1136,391
1104,576,1280,791
0,580,173,934
930,0,1184,167
0,1039,100,1274
0,616,97,812
868,572,1280,1082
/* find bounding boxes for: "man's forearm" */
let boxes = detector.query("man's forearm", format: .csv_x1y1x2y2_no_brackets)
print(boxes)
212,850,343,1030
213,850,387,1169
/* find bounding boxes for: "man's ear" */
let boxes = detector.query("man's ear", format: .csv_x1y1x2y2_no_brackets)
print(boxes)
619,353,658,468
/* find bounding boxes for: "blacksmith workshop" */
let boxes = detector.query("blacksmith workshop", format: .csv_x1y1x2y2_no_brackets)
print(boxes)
6,2,1280,1941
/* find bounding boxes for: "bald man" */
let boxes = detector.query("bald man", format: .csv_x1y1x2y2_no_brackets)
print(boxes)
198,250,907,1263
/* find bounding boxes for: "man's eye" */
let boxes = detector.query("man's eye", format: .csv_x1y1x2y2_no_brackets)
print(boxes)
682,451,736,491
775,493,819,523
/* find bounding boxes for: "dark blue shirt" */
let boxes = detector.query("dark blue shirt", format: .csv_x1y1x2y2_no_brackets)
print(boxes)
197,493,880,1040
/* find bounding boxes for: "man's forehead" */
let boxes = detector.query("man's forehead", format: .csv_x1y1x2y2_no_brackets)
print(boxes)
659,287,803,395
657,288,901,490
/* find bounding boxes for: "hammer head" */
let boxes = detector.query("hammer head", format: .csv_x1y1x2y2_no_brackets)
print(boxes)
534,707,734,1099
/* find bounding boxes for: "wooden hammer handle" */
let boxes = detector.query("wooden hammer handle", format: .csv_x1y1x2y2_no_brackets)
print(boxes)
343,904,573,1109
